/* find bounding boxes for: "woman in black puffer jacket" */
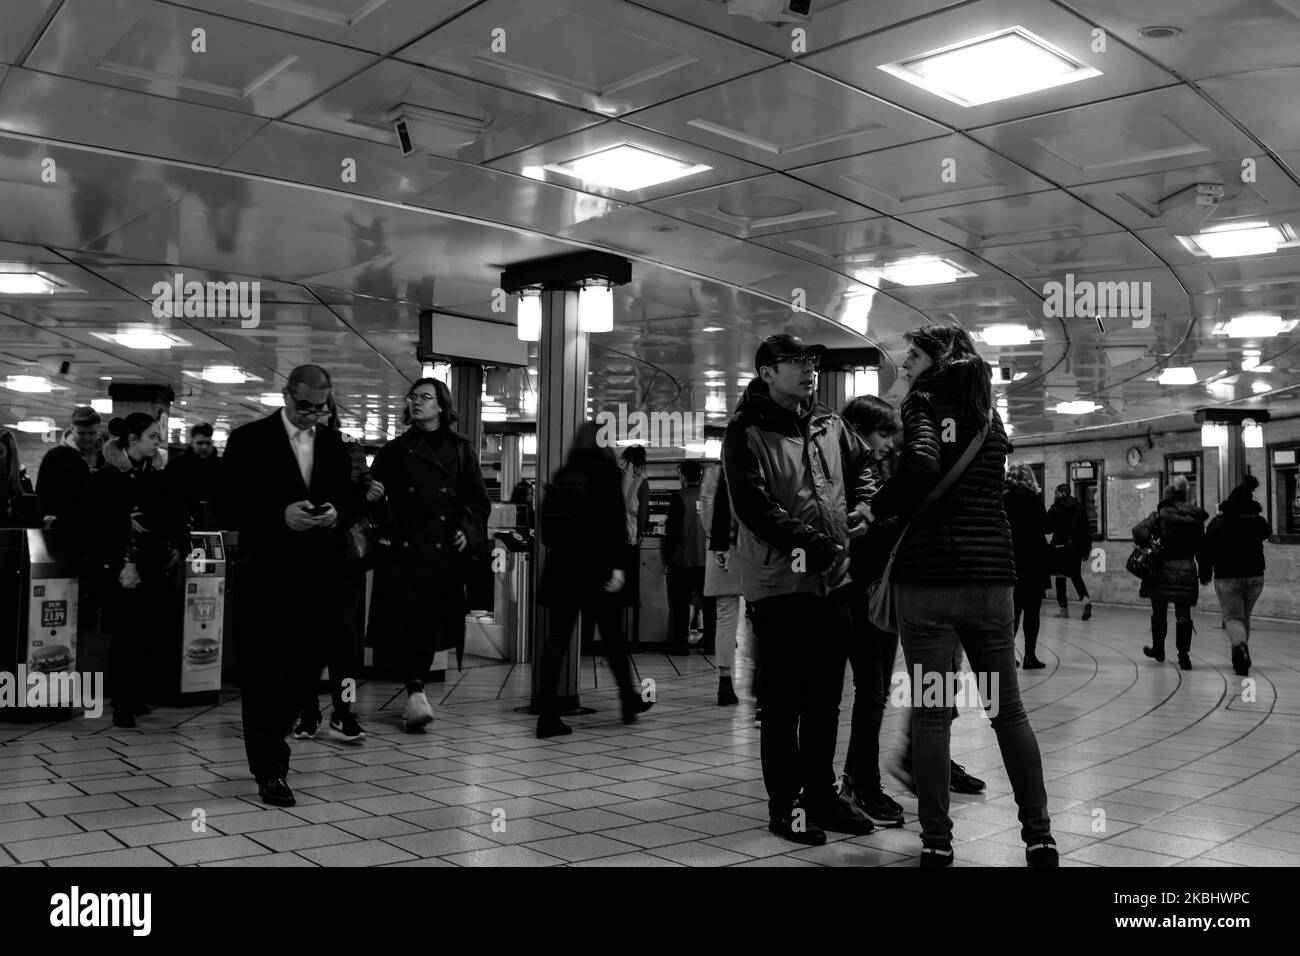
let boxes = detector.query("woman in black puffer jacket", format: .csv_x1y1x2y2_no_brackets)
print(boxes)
1199,475,1269,677
871,325,1054,868
1133,475,1207,669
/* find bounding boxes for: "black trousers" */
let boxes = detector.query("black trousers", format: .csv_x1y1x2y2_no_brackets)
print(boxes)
751,591,851,819
1054,558,1089,606
107,580,158,716
539,592,636,714
844,592,899,795
1013,582,1045,657
666,565,706,648
301,570,365,714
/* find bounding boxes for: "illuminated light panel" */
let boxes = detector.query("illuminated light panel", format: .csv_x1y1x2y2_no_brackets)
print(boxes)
878,27,1102,108
517,292,541,342
1251,380,1271,394
200,366,248,384
90,329,190,350
976,324,1040,347
91,399,113,414
1181,221,1287,259
856,256,975,287
1211,314,1297,338
15,418,55,433
544,144,712,192
1243,422,1264,447
1153,367,1198,385
4,375,55,393
579,283,613,333
259,393,285,407
0,267,77,295
1054,400,1100,415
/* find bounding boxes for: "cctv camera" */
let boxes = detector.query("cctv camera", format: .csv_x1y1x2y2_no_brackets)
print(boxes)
394,118,414,157
727,0,813,23
1160,183,1224,238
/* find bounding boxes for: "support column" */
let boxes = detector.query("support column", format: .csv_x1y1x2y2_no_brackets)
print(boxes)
450,363,483,452
530,286,589,713
1220,425,1246,499
500,434,522,503
817,370,851,412
108,383,175,437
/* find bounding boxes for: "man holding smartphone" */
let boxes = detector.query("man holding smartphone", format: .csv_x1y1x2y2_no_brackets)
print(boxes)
221,364,353,807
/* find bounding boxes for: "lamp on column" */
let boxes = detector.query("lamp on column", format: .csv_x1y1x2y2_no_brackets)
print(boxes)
1243,419,1264,448
1200,422,1227,447
579,280,614,333
516,290,542,342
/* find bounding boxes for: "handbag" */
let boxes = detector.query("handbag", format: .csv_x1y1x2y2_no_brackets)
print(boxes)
1126,513,1163,582
867,411,992,633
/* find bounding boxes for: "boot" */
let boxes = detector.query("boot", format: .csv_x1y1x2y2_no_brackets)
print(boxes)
1143,613,1167,662
1176,619,1194,670
1022,635,1045,669
1081,599,1093,622
717,675,739,706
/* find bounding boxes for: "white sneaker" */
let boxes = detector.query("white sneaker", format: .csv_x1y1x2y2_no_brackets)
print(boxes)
402,691,434,732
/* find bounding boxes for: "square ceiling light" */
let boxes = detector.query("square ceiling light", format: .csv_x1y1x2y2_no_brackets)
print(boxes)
974,324,1042,347
1054,400,1100,415
1211,314,1298,338
856,256,976,287
0,266,79,295
1180,221,1291,258
4,375,57,393
90,328,192,350
1153,367,1198,385
878,27,1102,108
544,144,712,192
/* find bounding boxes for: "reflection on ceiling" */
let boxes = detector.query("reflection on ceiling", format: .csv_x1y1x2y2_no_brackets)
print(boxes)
1,0,1299,445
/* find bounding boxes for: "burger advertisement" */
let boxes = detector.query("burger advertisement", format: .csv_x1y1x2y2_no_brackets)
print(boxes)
180,580,224,694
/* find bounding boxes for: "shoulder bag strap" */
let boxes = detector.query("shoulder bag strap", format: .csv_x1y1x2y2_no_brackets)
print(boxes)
879,409,992,578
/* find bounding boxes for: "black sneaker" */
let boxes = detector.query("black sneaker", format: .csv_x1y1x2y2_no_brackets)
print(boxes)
880,790,905,817
950,762,986,794
1027,837,1059,867
807,792,874,835
920,844,954,867
849,784,905,828
329,710,366,742
769,813,827,846
112,711,136,729
293,710,320,740
1232,644,1251,677
1081,600,1093,622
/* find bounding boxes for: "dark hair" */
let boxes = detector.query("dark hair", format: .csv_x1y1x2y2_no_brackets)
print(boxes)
1241,474,1259,493
509,480,533,504
622,445,647,469
107,413,156,450
286,364,331,393
841,395,899,437
904,325,991,420
1054,483,1070,497
70,406,101,428
401,377,458,428
680,460,702,483
564,420,615,470
0,429,21,498
1005,461,1040,494
190,423,213,439
1163,475,1189,503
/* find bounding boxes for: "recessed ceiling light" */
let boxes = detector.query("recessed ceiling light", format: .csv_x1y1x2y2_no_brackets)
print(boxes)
15,417,56,433
0,267,77,295
1139,25,1183,39
976,324,1040,347
1180,221,1289,258
1153,367,1198,385
878,27,1102,108
856,256,975,287
90,328,191,350
4,375,56,393
200,366,249,384
1054,400,1100,415
1251,380,1271,394
91,399,113,414
259,392,285,407
1211,314,1297,338
701,326,725,333
544,144,712,192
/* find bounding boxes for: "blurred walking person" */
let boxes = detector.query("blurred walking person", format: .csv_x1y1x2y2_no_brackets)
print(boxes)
1048,483,1093,620
1005,463,1051,669
1133,475,1207,670
1199,475,1269,676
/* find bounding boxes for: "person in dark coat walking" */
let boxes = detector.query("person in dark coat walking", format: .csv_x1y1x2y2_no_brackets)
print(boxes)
1047,484,1094,620
366,377,490,733
73,414,188,728
1132,475,1207,670
1199,475,1268,676
221,364,354,807
870,325,1055,868
535,421,651,738
165,422,224,529
37,406,105,529
1005,463,1051,669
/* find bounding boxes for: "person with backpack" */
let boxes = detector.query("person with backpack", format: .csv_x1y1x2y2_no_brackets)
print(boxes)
1048,483,1094,620
536,421,652,738
1199,475,1269,676
1132,475,1208,669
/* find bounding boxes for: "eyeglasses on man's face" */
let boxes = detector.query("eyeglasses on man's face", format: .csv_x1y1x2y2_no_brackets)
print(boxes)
775,355,820,371
284,390,331,416
406,392,439,405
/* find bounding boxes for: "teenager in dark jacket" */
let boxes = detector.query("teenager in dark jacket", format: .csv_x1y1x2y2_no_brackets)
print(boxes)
870,325,1055,868
73,414,188,728
1133,475,1207,669
165,422,224,529
535,421,650,738
38,406,104,529
1047,485,1093,620
1199,475,1269,676
837,395,906,828
367,378,490,732
1005,463,1051,669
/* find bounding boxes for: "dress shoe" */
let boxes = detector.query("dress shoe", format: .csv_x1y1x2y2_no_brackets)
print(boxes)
1232,644,1251,677
768,813,827,846
1142,645,1165,663
536,714,572,739
622,697,653,724
1022,655,1046,669
258,778,295,807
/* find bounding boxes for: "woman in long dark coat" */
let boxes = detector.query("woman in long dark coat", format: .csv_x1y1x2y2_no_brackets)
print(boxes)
367,378,489,732
1132,475,1207,669
1004,462,1051,669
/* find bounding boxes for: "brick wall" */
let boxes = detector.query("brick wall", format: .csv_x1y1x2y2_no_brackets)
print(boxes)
1013,415,1300,622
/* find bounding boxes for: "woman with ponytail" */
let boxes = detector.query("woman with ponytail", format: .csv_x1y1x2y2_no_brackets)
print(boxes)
869,325,1055,867
74,414,188,727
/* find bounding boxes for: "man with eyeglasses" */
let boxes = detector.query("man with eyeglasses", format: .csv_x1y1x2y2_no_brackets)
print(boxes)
723,334,879,846
221,364,354,807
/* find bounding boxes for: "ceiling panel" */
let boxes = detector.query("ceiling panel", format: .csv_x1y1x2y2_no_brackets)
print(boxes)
625,63,947,170
163,0,477,55
749,216,948,269
972,87,1261,188
801,0,1177,130
397,0,777,116
283,59,600,164
976,231,1163,280
1199,70,1300,155
901,190,1120,250
0,0,54,64
643,173,877,238
27,0,376,118
789,133,1054,216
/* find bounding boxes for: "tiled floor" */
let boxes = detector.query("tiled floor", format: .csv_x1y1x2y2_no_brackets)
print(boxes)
2,603,1298,867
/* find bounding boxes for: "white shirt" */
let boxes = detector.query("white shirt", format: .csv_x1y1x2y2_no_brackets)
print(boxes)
281,407,314,488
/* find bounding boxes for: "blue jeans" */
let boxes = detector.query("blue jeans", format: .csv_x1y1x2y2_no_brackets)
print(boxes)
1214,576,1263,646
895,582,1051,847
